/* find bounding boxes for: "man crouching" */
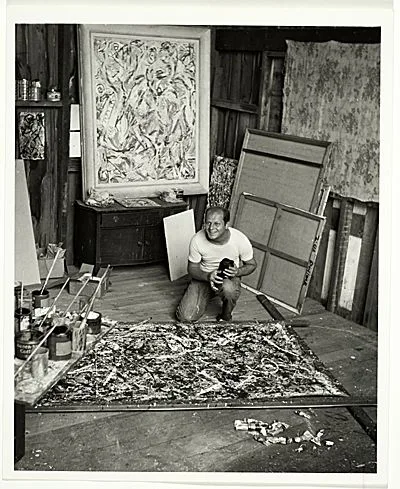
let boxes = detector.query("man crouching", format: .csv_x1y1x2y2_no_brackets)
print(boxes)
176,206,257,322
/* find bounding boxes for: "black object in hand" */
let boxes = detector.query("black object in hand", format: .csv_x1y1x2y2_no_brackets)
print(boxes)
217,258,235,280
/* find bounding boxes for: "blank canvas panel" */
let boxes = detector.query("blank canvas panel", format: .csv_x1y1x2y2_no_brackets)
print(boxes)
236,198,276,244
260,256,306,307
164,209,195,282
229,129,330,220
15,159,40,286
233,193,325,313
244,247,265,290
271,210,320,261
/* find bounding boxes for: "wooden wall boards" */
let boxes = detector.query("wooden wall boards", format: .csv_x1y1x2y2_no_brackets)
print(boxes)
229,129,331,220
233,193,326,314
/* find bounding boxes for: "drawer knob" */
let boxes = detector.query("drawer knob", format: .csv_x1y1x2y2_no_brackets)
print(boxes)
113,216,119,223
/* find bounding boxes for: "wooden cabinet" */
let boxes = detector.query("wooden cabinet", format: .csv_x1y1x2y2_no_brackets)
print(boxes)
74,199,188,269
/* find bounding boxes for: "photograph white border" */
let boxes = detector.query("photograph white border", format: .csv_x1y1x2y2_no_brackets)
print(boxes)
2,1,397,488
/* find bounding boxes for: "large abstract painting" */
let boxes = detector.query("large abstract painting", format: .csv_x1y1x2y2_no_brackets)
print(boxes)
79,25,210,199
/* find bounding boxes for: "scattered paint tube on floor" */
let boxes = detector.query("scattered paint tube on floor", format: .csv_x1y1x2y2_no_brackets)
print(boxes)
294,410,311,419
234,418,326,447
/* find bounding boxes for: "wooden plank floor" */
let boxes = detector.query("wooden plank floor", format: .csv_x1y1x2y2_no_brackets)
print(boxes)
14,264,378,473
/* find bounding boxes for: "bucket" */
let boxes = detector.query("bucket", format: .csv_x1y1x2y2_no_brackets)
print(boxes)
31,289,50,309
81,311,102,335
14,307,32,334
48,325,72,361
15,329,43,360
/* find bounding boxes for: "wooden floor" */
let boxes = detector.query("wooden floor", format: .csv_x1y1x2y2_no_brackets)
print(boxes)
14,263,378,475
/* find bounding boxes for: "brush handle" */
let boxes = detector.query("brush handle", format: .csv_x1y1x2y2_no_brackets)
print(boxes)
40,248,62,294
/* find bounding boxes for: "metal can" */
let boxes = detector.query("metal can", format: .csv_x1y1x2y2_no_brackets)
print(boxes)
47,87,61,102
16,79,29,101
14,307,32,334
48,325,72,361
29,80,42,101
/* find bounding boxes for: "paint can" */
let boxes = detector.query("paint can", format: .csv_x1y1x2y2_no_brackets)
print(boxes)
48,325,72,361
31,346,49,378
81,311,102,335
31,289,51,309
14,308,32,334
15,329,43,360
72,321,87,353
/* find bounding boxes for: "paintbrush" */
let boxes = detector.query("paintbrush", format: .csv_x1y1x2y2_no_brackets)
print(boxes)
39,248,62,295
79,265,110,318
79,272,106,331
36,278,70,332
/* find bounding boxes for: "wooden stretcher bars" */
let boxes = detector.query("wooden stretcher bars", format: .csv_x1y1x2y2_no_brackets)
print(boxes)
233,192,326,314
229,129,331,219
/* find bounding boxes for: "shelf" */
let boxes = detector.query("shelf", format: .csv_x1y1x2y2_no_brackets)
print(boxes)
16,100,63,108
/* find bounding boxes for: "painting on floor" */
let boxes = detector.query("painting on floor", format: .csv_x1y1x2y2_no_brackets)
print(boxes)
37,321,347,409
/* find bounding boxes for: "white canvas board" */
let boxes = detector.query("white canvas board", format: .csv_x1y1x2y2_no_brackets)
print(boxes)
14,159,40,286
163,209,195,281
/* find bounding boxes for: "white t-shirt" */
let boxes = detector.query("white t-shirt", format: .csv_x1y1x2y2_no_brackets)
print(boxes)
188,228,253,273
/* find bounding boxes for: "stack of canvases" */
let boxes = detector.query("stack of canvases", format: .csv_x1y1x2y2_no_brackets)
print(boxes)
226,129,331,315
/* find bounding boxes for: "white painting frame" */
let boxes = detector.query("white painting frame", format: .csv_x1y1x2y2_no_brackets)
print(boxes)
78,24,210,199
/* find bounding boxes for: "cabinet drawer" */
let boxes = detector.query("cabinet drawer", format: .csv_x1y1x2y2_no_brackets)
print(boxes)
101,211,160,228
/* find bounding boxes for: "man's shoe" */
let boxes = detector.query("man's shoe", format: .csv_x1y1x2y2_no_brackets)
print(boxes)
216,313,232,322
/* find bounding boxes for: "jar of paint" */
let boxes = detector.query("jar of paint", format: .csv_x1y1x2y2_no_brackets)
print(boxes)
80,311,102,335
48,325,72,361
14,308,32,334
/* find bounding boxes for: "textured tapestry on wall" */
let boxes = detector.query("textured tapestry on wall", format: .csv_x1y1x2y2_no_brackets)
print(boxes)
207,156,239,209
281,41,380,203
18,111,45,160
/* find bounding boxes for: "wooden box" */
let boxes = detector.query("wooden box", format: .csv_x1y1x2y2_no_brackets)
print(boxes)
68,264,111,298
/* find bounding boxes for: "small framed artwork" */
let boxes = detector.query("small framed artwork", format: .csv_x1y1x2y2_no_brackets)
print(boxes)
78,24,211,199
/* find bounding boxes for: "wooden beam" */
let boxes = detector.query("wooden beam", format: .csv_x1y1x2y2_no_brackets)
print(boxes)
215,26,381,52
26,395,377,413
211,98,258,114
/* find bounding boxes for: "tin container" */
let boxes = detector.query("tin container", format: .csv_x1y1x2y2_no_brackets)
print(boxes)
14,281,22,311
72,321,87,353
47,87,61,102
14,307,32,334
29,80,42,101
81,311,102,335
48,325,72,361
31,347,49,378
15,329,43,360
16,79,29,101
32,289,50,309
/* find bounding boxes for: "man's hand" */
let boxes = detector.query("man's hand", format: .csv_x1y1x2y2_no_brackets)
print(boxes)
208,270,224,291
222,264,239,279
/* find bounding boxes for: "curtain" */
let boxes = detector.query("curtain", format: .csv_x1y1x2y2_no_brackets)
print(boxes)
282,41,380,203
